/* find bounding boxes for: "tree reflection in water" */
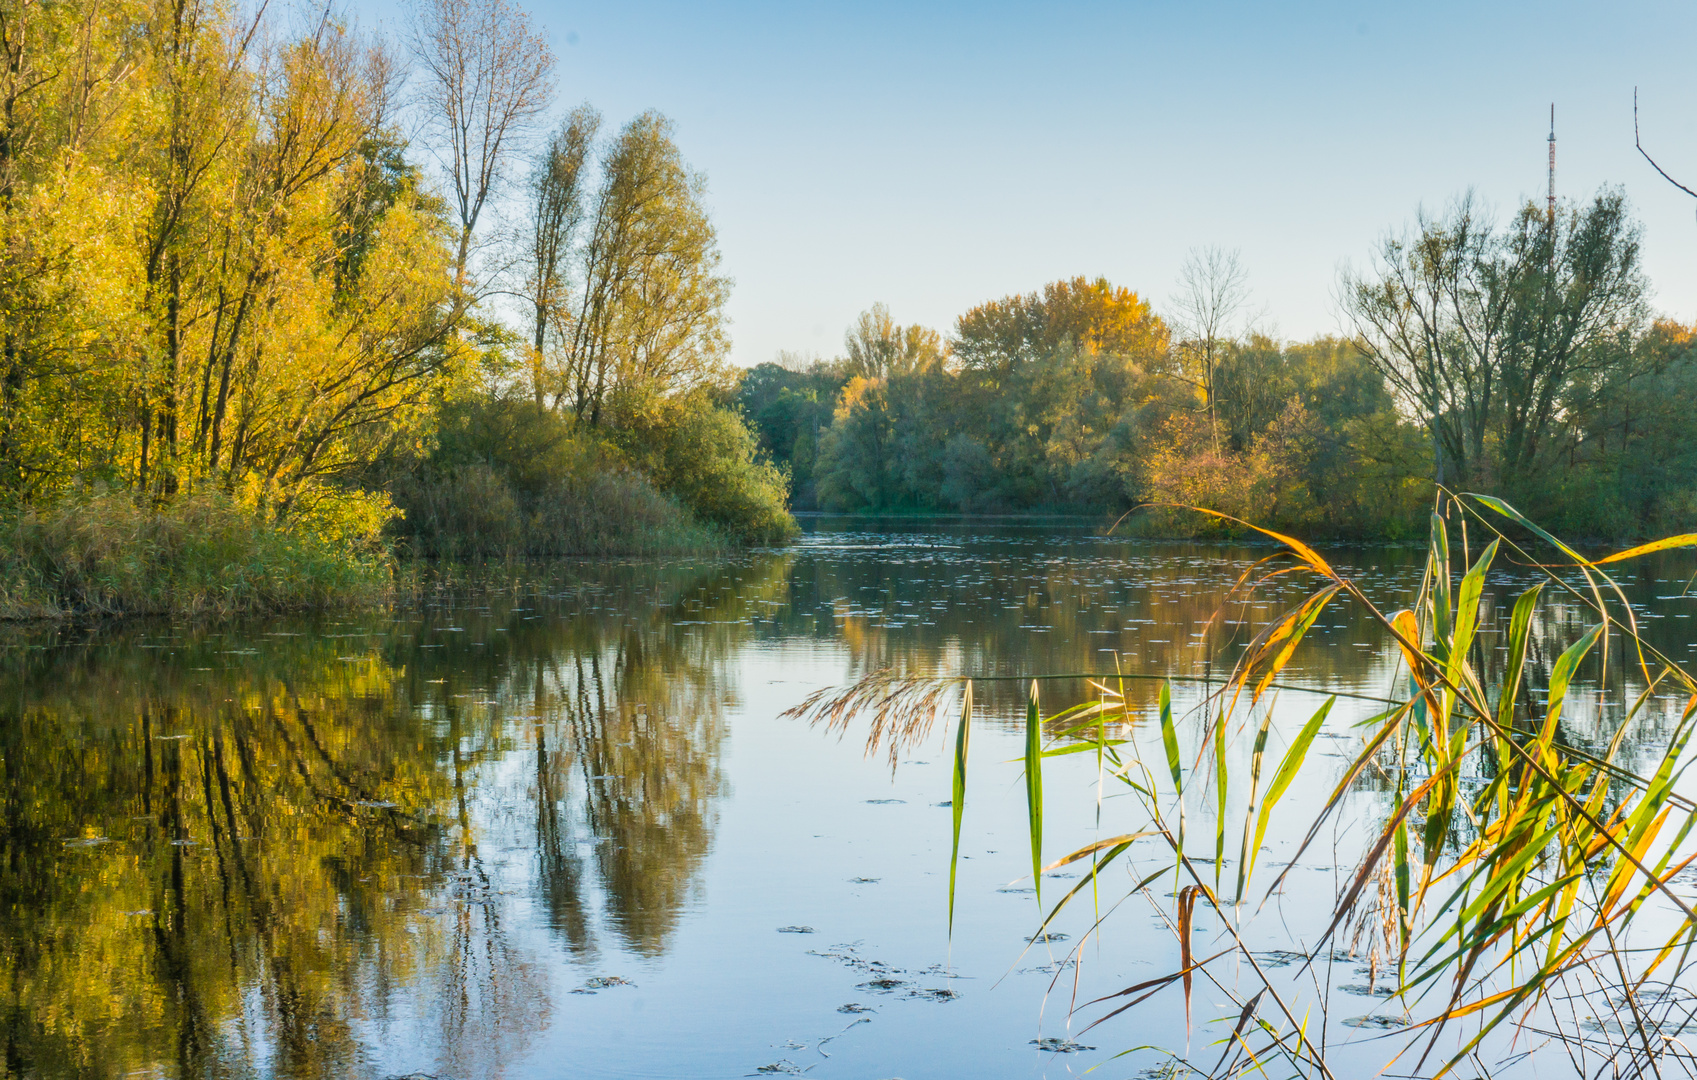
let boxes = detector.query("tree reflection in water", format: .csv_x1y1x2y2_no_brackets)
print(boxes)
2,531,1686,1078
0,554,772,1079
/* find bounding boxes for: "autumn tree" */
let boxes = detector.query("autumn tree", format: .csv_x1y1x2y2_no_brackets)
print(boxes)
842,302,944,378
1343,189,1646,490
521,105,597,404
0,0,465,524
408,0,556,286
546,111,729,427
1168,246,1250,448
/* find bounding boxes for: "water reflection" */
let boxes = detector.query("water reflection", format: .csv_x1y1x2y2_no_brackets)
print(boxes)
0,526,1690,1078
0,555,774,1078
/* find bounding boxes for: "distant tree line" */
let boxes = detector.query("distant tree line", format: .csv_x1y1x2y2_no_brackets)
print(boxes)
742,192,1694,539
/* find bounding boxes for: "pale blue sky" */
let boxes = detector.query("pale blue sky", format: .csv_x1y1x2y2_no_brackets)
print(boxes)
374,0,1697,365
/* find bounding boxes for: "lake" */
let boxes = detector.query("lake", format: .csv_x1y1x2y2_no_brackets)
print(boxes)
2,519,1692,1079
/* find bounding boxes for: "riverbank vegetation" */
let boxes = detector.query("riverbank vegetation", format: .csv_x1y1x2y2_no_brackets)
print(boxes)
0,0,793,617
745,197,1693,540
793,498,1697,1076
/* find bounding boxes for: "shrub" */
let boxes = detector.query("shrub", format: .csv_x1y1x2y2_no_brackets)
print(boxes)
615,396,800,545
385,394,726,556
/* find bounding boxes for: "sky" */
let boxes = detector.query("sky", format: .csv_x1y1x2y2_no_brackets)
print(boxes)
367,0,1697,367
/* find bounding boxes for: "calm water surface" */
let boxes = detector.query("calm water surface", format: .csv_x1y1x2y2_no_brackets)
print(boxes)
3,520,1694,1078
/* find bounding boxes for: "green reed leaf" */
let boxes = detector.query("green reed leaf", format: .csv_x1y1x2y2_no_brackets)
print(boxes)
1429,510,1453,650
1246,696,1333,889
1214,706,1228,892
1025,680,1043,906
1235,712,1272,903
1539,623,1604,746
948,679,972,938
1448,538,1497,686
1159,681,1184,852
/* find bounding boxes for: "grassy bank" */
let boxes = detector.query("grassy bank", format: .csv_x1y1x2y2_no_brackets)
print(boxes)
0,493,393,620
389,460,727,557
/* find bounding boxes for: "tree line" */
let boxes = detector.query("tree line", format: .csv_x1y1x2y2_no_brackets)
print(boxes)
742,192,1695,539
0,0,793,569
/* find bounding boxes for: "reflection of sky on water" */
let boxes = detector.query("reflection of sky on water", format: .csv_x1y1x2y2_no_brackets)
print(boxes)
0,520,1693,1078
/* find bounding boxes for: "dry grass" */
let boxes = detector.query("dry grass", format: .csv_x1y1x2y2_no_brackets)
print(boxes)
0,491,392,619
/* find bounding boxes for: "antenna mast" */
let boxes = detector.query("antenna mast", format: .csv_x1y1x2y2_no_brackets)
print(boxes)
1547,103,1557,222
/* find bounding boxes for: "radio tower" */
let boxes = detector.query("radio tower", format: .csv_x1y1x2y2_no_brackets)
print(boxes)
1547,104,1557,223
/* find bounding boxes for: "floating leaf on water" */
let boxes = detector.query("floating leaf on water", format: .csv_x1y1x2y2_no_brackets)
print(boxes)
837,1003,875,1013
1341,1014,1410,1029
857,978,904,992
904,987,959,1002
1031,1037,1095,1052
1252,950,1309,968
776,925,815,934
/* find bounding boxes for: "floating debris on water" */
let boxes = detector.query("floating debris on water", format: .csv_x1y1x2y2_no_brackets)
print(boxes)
755,1060,803,1074
849,877,880,884
837,1003,874,1013
1252,950,1309,968
904,987,959,1002
932,801,951,807
997,886,1034,894
776,925,815,934
857,977,905,992
863,799,905,805
1340,984,1397,997
1032,1037,1095,1052
1026,932,1069,943
1341,1014,1411,1029
573,975,635,994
